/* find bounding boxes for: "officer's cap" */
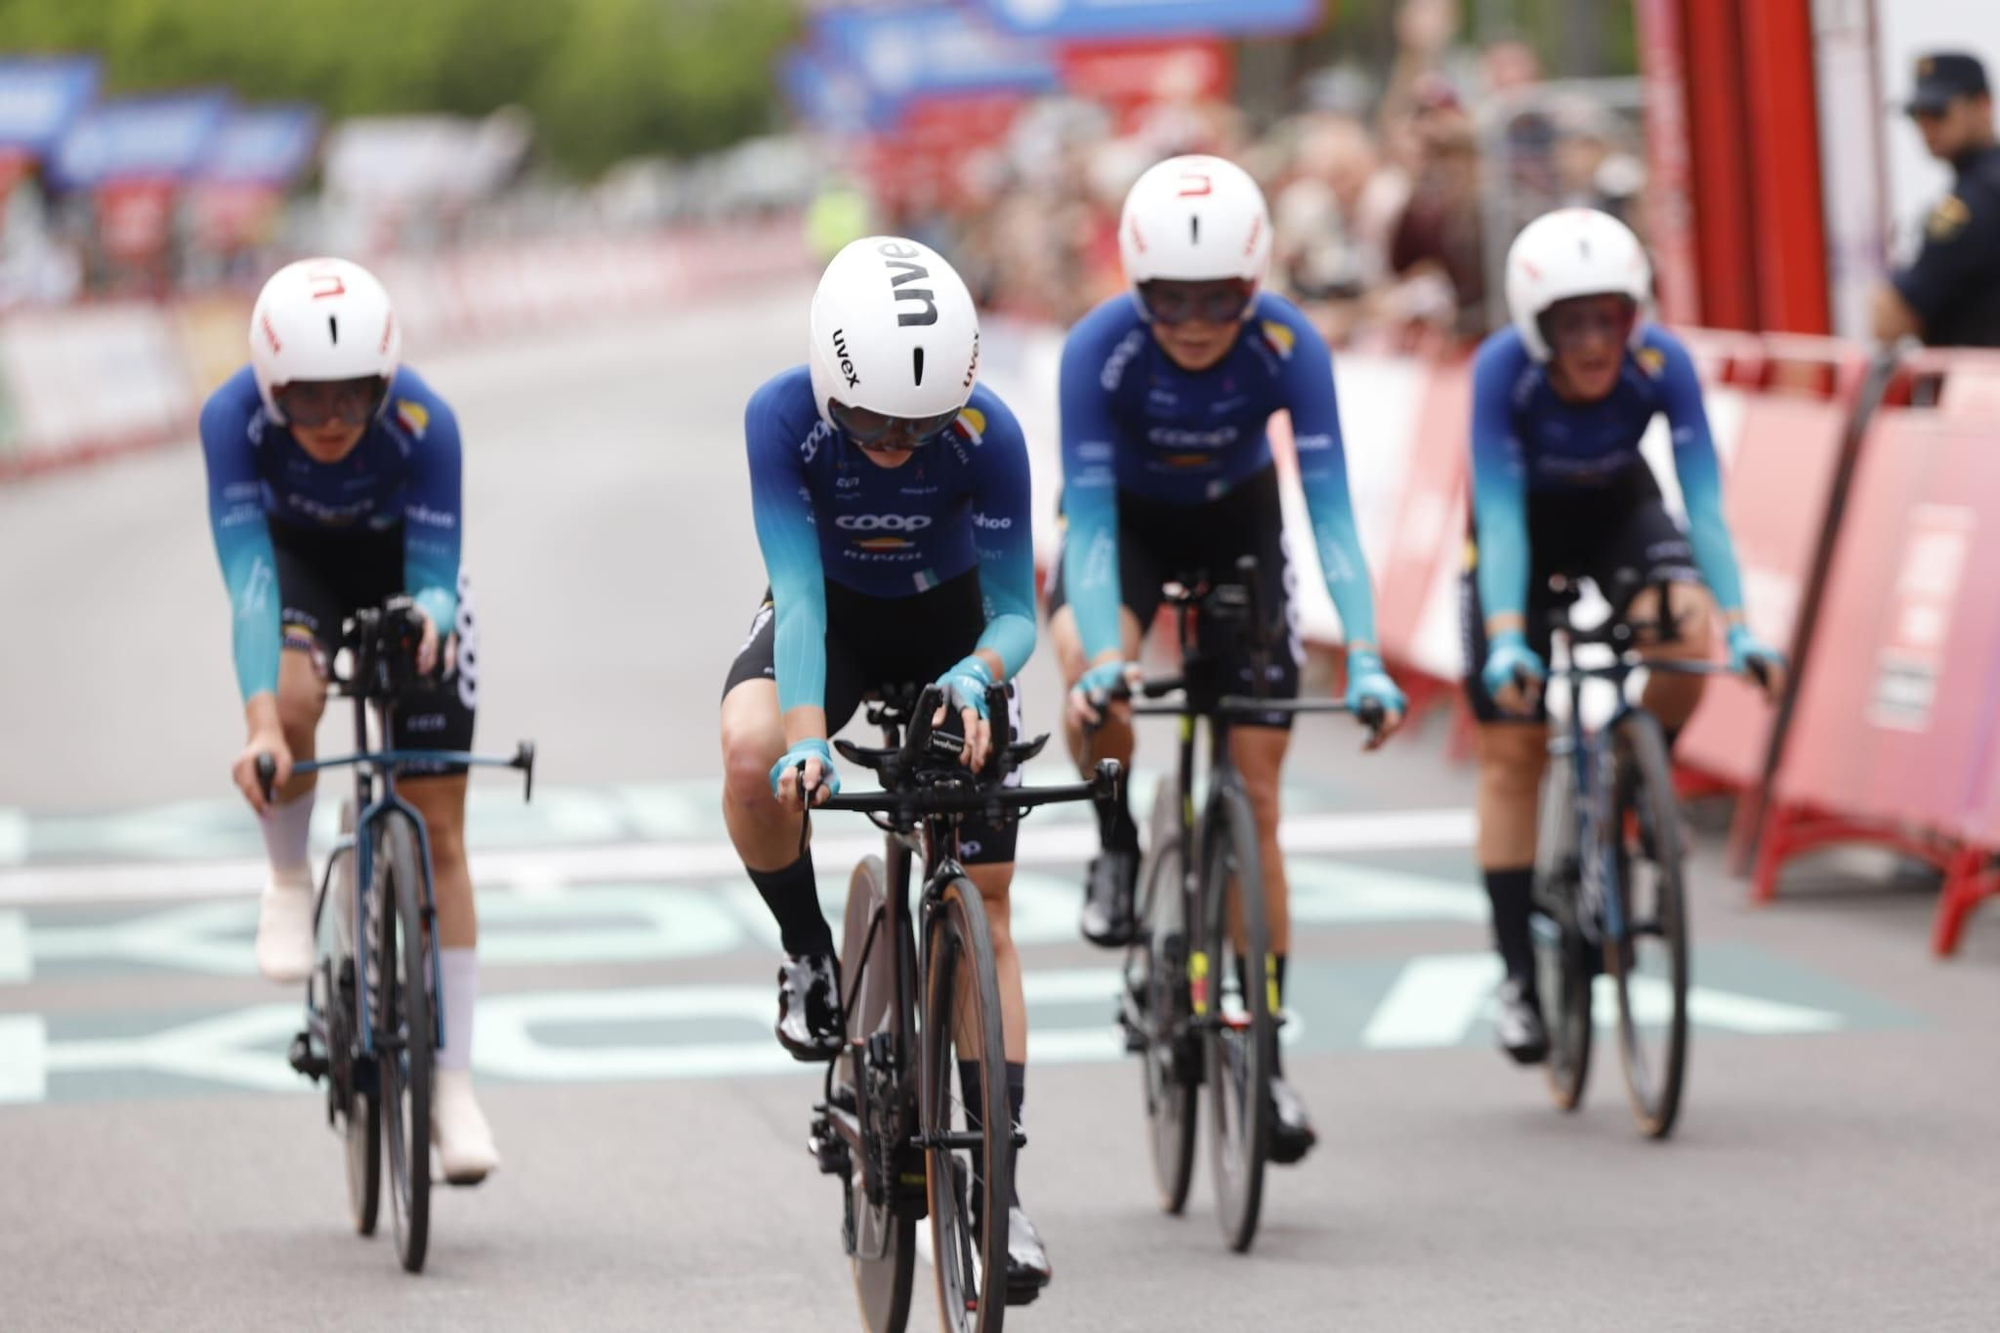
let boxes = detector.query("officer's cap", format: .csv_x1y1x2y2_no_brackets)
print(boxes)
1904,52,1990,116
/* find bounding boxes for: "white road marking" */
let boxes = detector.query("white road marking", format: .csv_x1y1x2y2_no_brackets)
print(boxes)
0,909,30,983
0,807,1475,907
0,807,25,868
0,1014,47,1102
1362,953,1505,1049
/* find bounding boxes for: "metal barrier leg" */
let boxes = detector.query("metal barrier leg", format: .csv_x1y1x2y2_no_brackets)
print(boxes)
1933,847,1996,958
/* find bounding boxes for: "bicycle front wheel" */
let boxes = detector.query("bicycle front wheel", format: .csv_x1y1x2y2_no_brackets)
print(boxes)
375,811,433,1273
1197,781,1273,1254
330,801,380,1236
1133,778,1197,1215
840,856,916,1333
1604,712,1689,1138
1530,763,1593,1112
921,877,1012,1332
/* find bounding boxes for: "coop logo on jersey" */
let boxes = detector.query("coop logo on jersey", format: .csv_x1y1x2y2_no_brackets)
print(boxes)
395,399,430,436
838,512,932,551
1260,320,1296,359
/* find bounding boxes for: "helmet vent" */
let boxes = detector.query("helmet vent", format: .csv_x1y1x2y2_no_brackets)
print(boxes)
912,346,925,386
1189,214,1200,244
327,315,339,345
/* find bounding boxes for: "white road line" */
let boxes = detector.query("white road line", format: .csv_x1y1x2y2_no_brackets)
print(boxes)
0,1014,48,1103
1361,953,1503,1049
0,807,1474,906
0,909,29,982
0,807,25,867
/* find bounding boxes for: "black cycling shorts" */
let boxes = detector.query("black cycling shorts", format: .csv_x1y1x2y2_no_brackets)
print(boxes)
1045,464,1301,729
1459,467,1702,724
722,568,1023,865
270,520,479,775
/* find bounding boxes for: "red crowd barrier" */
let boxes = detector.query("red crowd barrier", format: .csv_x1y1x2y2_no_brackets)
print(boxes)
1752,349,2000,952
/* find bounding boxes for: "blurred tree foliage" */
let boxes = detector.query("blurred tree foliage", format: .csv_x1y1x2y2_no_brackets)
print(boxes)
0,0,801,175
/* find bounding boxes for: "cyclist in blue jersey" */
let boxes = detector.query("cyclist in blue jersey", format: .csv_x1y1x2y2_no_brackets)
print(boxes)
718,237,1051,1293
1466,209,1787,1062
201,258,497,1184
1046,154,1408,1163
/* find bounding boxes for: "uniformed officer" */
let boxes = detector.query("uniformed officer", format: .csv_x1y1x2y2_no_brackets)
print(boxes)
1873,52,2000,347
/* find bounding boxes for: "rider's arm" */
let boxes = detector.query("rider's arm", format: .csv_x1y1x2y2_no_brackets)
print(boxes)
1656,334,1748,620
1058,317,1131,666
965,397,1038,682
1468,336,1532,634
1281,309,1381,649
199,384,282,702
745,382,830,726
400,389,463,633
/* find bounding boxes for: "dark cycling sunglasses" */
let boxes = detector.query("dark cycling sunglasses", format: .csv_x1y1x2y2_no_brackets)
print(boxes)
828,398,960,451
1137,278,1255,327
1539,295,1637,353
277,376,388,428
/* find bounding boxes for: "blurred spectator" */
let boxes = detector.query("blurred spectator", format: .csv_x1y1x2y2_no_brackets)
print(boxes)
1874,51,2000,347
1385,84,1487,339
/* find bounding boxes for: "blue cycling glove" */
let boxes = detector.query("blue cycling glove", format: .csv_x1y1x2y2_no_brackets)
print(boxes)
935,655,996,720
769,738,839,800
1480,629,1548,709
1071,660,1132,707
1726,623,1784,680
1343,647,1406,719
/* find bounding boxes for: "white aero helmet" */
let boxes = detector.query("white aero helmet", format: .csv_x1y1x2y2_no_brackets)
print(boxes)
1503,208,1652,361
807,235,980,436
249,257,401,422
1118,153,1272,297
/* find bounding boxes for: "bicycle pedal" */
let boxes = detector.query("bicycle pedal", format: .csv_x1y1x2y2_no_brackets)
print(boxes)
286,1033,327,1080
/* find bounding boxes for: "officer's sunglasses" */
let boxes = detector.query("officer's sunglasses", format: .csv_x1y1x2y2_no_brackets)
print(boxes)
277,376,388,428
828,399,960,451
1137,278,1255,327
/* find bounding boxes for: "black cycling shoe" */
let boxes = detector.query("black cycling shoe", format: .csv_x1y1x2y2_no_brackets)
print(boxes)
1080,847,1139,947
774,951,843,1062
1494,977,1549,1065
1268,1077,1318,1165
1002,1205,1052,1304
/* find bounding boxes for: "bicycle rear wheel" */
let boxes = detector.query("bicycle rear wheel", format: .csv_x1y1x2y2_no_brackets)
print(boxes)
1197,781,1273,1254
1530,760,1593,1112
840,856,916,1333
1604,712,1689,1138
1132,778,1197,1215
921,877,1012,1332
374,811,433,1273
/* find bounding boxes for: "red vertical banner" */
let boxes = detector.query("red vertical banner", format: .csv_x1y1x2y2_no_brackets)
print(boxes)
1681,0,1757,330
1634,0,1700,325
1738,0,1831,334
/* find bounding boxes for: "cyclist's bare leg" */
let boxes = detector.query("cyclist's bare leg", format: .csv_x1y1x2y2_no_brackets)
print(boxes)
404,775,474,947
964,863,1025,1063
1475,722,1549,869
1629,580,1713,733
1048,604,1145,773
1227,724,1292,957
719,678,802,872
274,646,325,803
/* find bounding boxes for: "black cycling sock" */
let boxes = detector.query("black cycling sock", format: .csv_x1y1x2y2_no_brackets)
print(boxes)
1663,724,1683,755
958,1060,1026,1207
748,854,833,957
1484,867,1536,989
1095,782,1138,851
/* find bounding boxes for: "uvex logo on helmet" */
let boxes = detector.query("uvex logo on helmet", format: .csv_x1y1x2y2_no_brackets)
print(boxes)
831,328,859,388
877,240,937,328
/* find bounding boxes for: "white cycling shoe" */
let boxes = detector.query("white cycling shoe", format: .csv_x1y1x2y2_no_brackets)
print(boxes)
432,1069,500,1185
253,869,316,984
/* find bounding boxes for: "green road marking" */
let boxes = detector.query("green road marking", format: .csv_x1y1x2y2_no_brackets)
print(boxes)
0,946,1921,1106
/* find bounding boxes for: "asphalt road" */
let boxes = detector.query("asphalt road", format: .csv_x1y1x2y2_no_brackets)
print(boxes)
1,290,1994,1332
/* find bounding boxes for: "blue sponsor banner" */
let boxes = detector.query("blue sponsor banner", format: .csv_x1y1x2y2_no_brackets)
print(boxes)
975,0,1324,40
0,56,100,156
814,4,1059,106
781,47,894,136
204,105,320,185
50,91,231,188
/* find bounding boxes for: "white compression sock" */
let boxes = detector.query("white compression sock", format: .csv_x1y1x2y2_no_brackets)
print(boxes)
260,792,315,882
439,947,478,1072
